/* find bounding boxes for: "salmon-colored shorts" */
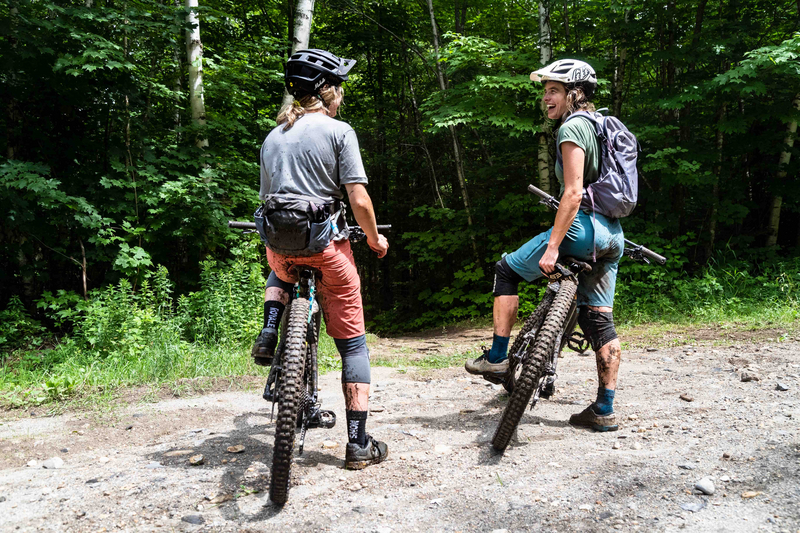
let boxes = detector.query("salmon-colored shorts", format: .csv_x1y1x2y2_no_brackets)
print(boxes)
266,240,365,340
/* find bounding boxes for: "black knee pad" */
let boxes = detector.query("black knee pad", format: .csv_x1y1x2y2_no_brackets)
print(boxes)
577,307,618,352
335,335,371,384
493,257,524,297
266,270,294,292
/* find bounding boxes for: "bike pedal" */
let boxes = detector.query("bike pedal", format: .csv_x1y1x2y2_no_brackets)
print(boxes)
482,373,506,385
306,409,336,429
262,383,275,402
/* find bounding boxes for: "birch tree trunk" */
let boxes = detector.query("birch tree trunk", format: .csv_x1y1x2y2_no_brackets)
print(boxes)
426,0,478,260
766,94,800,247
537,0,552,194
173,0,183,137
185,0,208,150
281,0,315,109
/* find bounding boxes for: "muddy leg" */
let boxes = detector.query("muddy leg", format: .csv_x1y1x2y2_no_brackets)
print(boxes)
343,383,369,411
595,338,622,390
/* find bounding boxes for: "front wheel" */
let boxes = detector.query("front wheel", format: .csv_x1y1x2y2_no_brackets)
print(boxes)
491,278,578,452
503,286,557,393
269,299,309,506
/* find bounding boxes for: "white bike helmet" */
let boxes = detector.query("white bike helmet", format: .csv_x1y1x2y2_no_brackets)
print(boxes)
530,59,597,99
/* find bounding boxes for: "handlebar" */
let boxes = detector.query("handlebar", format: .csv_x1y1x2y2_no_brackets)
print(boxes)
227,221,391,244
226,221,391,231
527,184,667,266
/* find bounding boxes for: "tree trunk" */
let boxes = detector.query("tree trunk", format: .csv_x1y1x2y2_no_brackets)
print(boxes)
406,60,444,208
706,103,725,260
537,0,553,194
563,0,569,50
426,0,478,260
281,0,315,109
173,0,183,137
7,2,19,160
185,0,208,150
611,10,629,118
766,94,800,247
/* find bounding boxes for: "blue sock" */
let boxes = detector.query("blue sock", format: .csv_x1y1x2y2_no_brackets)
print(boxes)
486,334,510,363
593,387,615,415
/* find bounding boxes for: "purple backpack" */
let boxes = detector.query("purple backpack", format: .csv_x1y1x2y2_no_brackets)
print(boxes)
556,110,639,219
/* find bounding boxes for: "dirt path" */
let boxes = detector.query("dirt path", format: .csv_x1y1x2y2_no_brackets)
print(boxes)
1,326,799,532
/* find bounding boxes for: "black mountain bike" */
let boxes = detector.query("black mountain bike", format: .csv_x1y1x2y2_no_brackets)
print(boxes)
489,185,667,452
228,221,389,505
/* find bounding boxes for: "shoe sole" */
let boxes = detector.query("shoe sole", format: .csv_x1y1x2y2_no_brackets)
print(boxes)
345,450,389,470
464,364,509,376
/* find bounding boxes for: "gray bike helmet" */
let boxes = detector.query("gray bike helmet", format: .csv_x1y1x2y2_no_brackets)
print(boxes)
285,49,356,96
530,59,597,99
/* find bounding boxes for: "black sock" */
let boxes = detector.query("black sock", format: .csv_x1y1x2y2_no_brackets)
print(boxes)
346,410,368,446
263,301,285,332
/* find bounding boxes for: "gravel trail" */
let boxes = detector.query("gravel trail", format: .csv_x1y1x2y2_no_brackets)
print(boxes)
1,327,798,532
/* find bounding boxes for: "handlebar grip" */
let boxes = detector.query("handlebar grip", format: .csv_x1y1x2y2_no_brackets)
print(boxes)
228,221,257,230
640,246,667,265
527,184,549,198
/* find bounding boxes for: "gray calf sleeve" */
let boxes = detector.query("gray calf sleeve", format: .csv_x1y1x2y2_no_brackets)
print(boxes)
266,270,294,292
334,334,371,384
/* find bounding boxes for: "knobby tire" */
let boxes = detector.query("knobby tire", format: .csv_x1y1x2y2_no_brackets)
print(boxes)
492,278,578,451
504,287,557,393
269,299,309,506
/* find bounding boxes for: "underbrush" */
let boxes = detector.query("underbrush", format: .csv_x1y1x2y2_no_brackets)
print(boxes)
0,241,342,408
1,244,797,409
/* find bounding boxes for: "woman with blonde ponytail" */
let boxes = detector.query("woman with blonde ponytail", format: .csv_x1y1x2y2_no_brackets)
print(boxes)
253,49,390,470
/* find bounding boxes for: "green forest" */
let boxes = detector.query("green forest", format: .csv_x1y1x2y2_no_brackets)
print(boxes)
1,0,799,404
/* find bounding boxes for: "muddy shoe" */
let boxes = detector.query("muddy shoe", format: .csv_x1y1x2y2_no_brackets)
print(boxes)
569,405,618,432
345,435,389,470
251,328,277,366
465,350,509,377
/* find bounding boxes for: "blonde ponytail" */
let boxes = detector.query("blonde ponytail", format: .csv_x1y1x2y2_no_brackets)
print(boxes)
277,85,343,131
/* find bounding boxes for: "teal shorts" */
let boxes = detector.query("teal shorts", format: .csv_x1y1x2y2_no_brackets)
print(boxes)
504,211,624,308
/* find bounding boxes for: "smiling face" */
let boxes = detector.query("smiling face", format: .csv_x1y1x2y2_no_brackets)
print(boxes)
542,81,568,120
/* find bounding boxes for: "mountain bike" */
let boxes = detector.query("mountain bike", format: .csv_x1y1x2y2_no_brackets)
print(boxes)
228,221,389,505
489,185,666,452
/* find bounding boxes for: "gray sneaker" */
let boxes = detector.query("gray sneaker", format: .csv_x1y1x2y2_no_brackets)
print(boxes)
569,405,618,432
345,435,389,470
465,351,509,376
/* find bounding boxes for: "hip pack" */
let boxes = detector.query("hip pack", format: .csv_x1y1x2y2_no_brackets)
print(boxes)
556,110,640,219
254,194,346,256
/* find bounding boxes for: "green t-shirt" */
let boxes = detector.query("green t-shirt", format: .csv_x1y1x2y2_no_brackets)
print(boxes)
555,115,600,196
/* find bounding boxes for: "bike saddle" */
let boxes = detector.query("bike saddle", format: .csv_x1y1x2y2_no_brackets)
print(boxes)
544,257,592,282
288,265,323,279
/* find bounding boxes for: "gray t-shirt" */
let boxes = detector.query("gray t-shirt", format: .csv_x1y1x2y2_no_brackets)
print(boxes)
259,113,368,203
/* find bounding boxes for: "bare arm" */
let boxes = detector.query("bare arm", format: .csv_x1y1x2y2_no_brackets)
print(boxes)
344,183,389,258
538,141,584,274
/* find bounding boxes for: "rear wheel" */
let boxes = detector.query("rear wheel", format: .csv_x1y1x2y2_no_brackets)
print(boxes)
269,299,309,506
492,279,578,451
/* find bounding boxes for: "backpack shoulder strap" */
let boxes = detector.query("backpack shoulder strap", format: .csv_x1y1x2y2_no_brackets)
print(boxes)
556,111,605,166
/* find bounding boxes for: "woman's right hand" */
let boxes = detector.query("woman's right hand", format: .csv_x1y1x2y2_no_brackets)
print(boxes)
368,234,389,258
